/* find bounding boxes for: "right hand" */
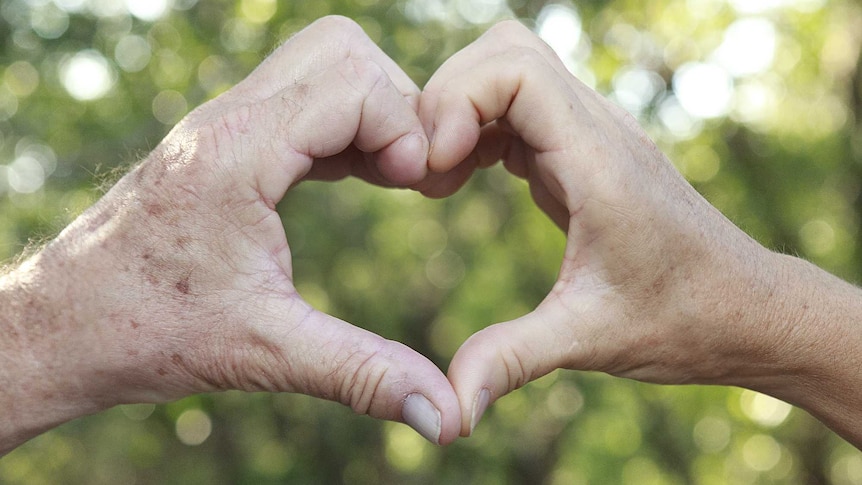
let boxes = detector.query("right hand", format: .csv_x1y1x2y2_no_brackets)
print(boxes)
4,16,460,451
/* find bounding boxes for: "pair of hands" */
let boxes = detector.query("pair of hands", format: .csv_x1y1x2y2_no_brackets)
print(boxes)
5,16,788,448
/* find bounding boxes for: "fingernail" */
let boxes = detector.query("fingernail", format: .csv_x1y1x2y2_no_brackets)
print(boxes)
407,132,430,164
402,393,442,445
426,123,436,162
470,389,491,435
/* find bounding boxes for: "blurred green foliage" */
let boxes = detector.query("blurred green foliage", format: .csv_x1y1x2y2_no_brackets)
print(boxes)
2,0,862,483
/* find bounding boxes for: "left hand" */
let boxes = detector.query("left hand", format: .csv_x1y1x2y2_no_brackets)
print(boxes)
416,20,785,437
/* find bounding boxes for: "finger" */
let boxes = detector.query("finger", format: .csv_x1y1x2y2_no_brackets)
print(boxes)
411,153,479,199
243,298,462,445
446,302,584,437
301,147,396,188
419,22,616,224
222,56,428,205
231,16,421,107
409,122,509,199
424,52,578,169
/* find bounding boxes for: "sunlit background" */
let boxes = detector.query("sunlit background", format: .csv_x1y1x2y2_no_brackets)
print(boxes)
1,0,861,483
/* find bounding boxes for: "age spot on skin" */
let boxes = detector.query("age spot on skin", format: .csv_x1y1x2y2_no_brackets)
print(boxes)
157,368,168,376
171,353,184,366
84,210,113,233
175,276,191,294
144,201,165,216
130,319,140,329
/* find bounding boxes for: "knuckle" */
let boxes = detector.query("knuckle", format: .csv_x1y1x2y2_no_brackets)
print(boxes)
499,341,532,392
484,21,561,67
487,19,533,40
335,341,392,416
309,15,364,38
339,57,389,96
505,45,547,69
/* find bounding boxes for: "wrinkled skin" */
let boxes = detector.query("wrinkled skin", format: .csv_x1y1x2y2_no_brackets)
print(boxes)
0,16,461,453
417,21,862,446
4,16,862,456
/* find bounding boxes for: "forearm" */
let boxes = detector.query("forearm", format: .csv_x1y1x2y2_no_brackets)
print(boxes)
0,255,110,456
723,251,862,447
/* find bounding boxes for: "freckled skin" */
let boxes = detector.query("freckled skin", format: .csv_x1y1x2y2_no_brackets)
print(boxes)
4,16,862,457
0,16,463,455
175,277,190,295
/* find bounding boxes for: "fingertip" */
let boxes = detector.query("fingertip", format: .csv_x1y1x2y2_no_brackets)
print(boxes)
448,313,570,437
469,388,491,436
402,393,442,444
376,132,429,186
401,385,463,446
427,110,481,174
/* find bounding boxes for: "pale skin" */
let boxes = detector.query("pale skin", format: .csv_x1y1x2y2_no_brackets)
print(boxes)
0,16,463,455
2,15,862,457
418,21,862,447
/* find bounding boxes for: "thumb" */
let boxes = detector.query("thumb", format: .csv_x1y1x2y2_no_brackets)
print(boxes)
447,304,580,437
265,305,461,445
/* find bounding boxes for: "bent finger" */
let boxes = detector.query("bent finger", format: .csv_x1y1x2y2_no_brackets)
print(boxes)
222,56,428,205
232,16,421,106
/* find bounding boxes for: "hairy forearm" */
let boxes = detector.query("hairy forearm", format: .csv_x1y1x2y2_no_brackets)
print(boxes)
0,254,109,456
726,252,862,447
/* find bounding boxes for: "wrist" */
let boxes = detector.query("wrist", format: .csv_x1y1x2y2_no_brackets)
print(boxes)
708,250,862,443
0,255,113,455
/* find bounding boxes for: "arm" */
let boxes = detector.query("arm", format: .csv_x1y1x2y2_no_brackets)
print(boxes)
417,20,862,447
0,16,461,455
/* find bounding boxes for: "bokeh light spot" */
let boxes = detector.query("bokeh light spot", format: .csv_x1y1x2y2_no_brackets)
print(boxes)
456,0,506,25
680,145,721,183
175,408,212,446
658,95,703,140
4,61,40,97
612,67,665,115
152,89,188,125
120,403,156,421
693,416,731,453
241,0,276,24
673,62,734,119
61,50,115,101
621,457,663,485
799,219,836,256
742,434,782,472
115,34,152,72
831,452,862,485
408,219,447,257
425,249,465,289
739,390,793,427
713,17,777,77
30,3,69,39
6,155,44,193
125,0,171,22
537,4,582,59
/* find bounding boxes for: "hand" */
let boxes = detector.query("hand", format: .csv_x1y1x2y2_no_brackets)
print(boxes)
418,21,796,436
1,16,460,453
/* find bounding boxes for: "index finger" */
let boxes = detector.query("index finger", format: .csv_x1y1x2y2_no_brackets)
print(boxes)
231,16,422,107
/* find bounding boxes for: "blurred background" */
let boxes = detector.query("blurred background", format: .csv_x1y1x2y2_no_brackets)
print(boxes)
1,0,861,483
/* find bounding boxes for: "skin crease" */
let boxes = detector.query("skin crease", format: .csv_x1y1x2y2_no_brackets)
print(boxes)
418,21,862,447
0,16,464,455
3,15,862,458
